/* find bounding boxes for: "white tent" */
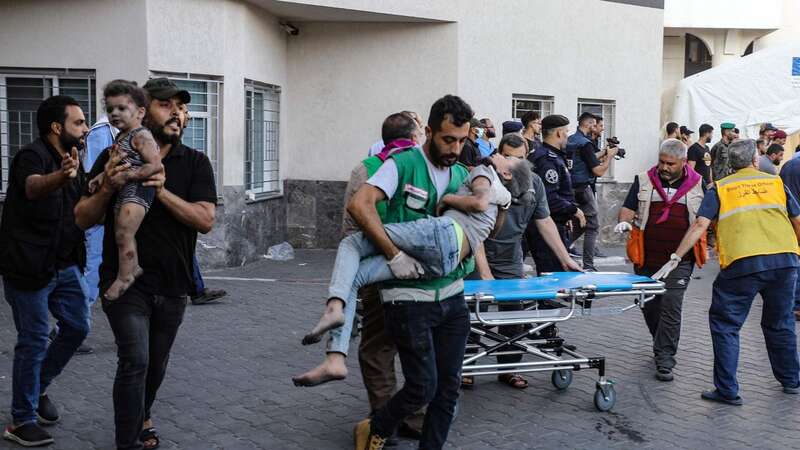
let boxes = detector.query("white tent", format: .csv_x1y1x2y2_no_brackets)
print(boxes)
672,41,800,140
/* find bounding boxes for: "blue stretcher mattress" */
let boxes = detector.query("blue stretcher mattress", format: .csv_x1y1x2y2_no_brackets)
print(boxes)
464,272,659,302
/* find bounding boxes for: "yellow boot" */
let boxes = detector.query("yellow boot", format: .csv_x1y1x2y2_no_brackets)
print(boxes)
353,418,387,450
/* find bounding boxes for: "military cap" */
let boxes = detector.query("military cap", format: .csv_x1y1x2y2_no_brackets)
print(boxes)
541,114,570,131
720,122,736,130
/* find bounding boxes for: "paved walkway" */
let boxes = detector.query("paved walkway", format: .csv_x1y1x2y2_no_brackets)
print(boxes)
1,250,799,449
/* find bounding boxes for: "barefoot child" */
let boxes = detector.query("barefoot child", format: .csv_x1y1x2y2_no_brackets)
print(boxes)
293,152,533,386
97,80,163,300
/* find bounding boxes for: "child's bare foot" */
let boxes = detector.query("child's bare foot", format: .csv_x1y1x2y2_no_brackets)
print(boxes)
302,299,346,345
292,353,348,387
104,266,145,301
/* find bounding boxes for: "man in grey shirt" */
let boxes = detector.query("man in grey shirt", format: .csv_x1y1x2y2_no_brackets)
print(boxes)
758,144,784,175
472,133,581,389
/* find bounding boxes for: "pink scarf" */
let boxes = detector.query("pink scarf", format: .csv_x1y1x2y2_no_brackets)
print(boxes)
375,139,417,162
646,164,701,224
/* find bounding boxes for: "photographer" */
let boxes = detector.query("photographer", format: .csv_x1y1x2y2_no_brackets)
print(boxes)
566,112,618,271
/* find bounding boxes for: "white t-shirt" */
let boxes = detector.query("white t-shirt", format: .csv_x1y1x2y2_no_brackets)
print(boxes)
367,148,451,201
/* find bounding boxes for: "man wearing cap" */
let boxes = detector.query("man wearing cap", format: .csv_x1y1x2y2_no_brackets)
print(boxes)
654,139,800,405
711,122,736,181
75,78,217,450
679,126,694,147
760,123,777,148
773,130,788,147
502,120,524,137
566,112,616,271
458,118,483,169
527,115,585,274
759,144,784,175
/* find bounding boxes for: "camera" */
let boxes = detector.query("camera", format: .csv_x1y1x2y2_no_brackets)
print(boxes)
606,137,626,159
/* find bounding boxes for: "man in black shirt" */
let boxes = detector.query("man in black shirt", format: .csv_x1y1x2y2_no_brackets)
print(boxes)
75,78,217,450
0,96,90,447
520,111,543,155
687,124,713,188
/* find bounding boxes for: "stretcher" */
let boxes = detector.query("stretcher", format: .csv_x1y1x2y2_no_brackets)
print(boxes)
463,272,665,411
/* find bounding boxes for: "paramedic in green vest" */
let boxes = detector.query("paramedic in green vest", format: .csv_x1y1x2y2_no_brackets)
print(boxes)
342,112,427,441
654,139,800,406
349,95,475,450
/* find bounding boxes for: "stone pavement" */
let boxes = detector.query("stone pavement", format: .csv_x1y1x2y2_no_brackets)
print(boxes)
1,249,800,449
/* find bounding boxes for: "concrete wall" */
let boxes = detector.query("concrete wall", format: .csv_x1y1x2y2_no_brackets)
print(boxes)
454,0,664,183
0,0,150,97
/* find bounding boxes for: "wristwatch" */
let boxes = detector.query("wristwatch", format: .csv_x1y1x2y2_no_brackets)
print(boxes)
669,253,680,262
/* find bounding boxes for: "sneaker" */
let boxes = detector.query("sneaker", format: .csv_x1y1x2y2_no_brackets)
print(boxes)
191,288,227,305
75,344,93,355
36,395,59,425
568,246,582,257
701,389,743,406
353,418,387,450
655,367,673,382
3,423,54,447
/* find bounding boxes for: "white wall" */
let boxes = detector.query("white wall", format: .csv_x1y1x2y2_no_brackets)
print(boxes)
146,0,288,188
661,35,685,123
454,0,664,182
285,21,459,181
0,0,150,104
664,0,782,30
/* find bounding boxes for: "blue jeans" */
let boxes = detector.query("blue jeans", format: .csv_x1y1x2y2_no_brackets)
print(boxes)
84,225,104,304
795,267,800,311
372,294,470,450
326,216,461,355
3,266,91,425
191,254,205,297
709,268,800,398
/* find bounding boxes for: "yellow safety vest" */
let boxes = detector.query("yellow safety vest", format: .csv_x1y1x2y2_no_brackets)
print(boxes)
715,167,800,268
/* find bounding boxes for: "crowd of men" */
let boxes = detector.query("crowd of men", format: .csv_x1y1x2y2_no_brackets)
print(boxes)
1,83,800,450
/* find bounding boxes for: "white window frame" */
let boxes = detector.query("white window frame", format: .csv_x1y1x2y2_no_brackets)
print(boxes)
577,98,617,180
244,79,281,199
150,72,223,196
0,69,96,194
511,94,554,122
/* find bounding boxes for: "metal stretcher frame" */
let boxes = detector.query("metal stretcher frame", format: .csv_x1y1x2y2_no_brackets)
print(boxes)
462,272,665,411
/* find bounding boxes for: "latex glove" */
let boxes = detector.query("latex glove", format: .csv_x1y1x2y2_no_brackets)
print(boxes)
388,251,425,280
614,222,633,234
651,253,680,280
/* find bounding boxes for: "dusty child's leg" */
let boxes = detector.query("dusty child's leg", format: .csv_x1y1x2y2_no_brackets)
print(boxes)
105,203,147,300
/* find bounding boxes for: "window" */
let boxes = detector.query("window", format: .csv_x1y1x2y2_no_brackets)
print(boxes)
512,94,554,121
577,98,616,179
151,72,222,192
244,80,280,197
0,69,95,193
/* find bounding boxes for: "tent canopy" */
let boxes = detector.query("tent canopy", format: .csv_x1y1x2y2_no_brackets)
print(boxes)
672,41,800,140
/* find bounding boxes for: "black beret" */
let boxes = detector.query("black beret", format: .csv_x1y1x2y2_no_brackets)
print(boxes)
541,114,570,131
502,120,524,134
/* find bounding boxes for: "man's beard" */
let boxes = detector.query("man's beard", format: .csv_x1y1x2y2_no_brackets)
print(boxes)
486,130,496,138
59,132,84,151
148,118,182,147
429,138,457,167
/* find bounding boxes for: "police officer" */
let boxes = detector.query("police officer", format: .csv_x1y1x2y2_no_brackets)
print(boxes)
711,122,736,181
526,114,585,274
655,139,800,405
566,112,617,271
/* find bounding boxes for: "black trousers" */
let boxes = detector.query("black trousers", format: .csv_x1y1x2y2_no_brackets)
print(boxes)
526,220,569,275
102,286,187,450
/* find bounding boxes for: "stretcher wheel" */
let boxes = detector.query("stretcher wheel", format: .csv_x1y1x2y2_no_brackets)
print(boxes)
594,384,616,412
551,370,572,390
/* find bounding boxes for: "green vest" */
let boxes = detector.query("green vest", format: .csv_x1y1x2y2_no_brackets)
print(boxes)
362,156,387,220
382,147,474,292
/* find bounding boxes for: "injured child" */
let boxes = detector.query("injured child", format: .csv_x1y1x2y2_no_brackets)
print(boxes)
293,152,533,386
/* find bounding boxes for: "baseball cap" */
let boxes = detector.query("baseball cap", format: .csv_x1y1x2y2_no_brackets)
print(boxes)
680,125,694,135
142,77,191,104
774,130,787,139
763,123,778,132
501,120,524,135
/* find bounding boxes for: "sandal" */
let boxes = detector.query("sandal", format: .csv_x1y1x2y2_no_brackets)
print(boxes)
140,427,160,450
461,376,475,390
498,373,529,389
